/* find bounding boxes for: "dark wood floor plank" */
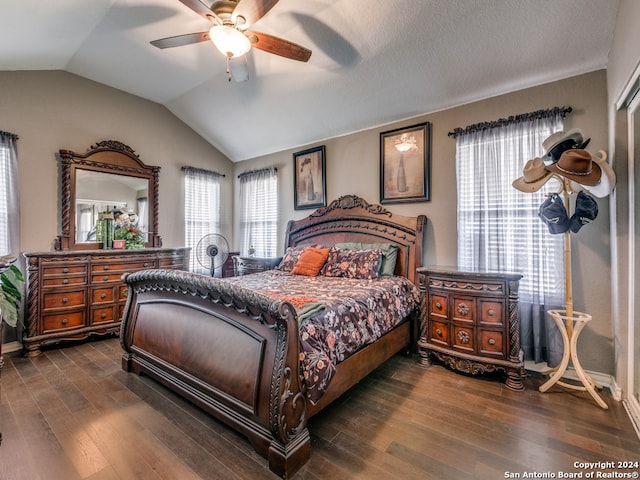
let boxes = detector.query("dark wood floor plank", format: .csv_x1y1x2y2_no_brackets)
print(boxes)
1,338,639,480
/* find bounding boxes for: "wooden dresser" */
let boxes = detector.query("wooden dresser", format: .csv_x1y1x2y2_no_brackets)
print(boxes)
23,248,189,356
417,266,524,390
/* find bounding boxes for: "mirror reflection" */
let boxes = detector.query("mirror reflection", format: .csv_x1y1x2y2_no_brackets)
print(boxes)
75,170,149,243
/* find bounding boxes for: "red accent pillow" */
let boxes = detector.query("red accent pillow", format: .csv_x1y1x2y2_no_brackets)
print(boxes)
290,247,330,276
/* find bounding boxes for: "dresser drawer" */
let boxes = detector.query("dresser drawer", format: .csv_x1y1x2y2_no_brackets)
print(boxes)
91,260,155,274
91,286,115,304
91,306,116,325
42,275,86,287
42,311,85,333
42,264,87,276
42,290,86,310
91,272,124,284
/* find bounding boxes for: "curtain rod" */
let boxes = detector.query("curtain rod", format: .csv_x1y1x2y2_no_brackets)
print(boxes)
237,167,277,179
181,165,225,177
0,130,19,141
448,106,572,138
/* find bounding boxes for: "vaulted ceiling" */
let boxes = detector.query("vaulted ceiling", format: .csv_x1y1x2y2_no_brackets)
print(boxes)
0,0,620,161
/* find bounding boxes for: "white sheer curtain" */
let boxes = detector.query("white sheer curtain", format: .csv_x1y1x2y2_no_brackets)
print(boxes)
0,131,20,257
238,168,277,257
183,167,221,275
455,110,566,366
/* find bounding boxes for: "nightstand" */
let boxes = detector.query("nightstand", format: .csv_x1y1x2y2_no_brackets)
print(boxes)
417,266,524,390
232,256,282,276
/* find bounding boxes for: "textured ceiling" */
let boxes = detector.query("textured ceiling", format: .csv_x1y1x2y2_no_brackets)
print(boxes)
0,0,620,161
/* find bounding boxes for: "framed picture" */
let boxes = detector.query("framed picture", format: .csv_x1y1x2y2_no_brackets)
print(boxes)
293,145,326,210
380,122,431,204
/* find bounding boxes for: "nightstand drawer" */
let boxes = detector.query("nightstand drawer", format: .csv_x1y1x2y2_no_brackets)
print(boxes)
452,325,475,353
429,294,448,318
480,330,505,357
91,306,116,324
452,297,475,323
480,300,504,326
429,320,449,347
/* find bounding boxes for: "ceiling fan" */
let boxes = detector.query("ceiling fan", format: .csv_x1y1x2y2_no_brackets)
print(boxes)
151,0,312,81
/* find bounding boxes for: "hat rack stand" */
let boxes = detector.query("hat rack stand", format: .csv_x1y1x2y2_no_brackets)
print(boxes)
537,176,608,409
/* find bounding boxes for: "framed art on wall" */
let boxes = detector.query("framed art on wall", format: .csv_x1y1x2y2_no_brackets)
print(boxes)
294,145,326,210
380,122,431,204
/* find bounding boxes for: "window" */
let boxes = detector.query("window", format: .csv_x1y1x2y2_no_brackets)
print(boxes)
238,168,277,257
0,131,19,256
454,109,567,365
183,167,222,274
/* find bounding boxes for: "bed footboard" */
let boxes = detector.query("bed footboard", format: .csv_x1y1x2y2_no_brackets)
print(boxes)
120,269,309,478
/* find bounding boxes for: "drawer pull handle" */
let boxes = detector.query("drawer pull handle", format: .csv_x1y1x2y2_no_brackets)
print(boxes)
488,309,495,316
62,268,69,273
435,302,442,310
101,313,107,319
103,266,109,271
61,318,68,325
144,263,149,267
457,303,470,316
100,293,107,299
62,279,69,285
488,338,496,346
62,297,68,304
435,328,442,337
103,276,109,281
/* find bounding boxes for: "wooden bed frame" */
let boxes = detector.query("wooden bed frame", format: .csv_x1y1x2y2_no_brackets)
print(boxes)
120,195,426,478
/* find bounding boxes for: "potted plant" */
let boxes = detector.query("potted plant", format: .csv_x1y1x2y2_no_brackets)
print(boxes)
0,255,25,329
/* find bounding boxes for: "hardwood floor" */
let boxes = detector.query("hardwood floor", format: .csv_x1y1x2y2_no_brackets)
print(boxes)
1,337,638,480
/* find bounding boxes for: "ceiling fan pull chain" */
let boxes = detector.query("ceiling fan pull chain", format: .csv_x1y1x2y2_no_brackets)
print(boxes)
226,56,232,82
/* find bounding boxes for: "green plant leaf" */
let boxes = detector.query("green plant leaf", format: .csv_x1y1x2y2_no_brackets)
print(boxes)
0,294,18,327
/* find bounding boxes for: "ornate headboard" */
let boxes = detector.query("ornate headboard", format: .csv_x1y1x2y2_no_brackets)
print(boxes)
284,195,426,285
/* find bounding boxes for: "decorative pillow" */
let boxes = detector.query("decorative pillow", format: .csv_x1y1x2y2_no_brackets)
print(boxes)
321,247,383,279
290,247,331,276
276,244,312,272
335,242,398,277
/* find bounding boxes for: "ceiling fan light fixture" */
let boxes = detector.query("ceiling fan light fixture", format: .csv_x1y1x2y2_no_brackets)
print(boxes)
209,25,251,58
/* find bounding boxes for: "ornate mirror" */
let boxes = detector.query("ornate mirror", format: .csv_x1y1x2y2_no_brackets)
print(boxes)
55,140,161,250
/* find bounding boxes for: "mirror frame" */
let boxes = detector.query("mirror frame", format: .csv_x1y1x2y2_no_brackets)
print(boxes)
55,140,161,251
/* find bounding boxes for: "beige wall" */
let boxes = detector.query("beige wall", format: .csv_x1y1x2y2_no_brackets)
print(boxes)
234,70,613,374
606,0,640,395
0,68,616,376
0,70,234,254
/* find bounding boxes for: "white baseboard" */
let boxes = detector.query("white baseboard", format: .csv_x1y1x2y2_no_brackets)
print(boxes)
1,341,22,354
524,360,616,398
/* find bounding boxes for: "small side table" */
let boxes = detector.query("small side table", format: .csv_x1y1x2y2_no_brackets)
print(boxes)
539,309,608,409
417,266,524,390
232,256,282,276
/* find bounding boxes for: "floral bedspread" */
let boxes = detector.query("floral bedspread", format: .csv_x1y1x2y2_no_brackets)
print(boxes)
222,270,420,404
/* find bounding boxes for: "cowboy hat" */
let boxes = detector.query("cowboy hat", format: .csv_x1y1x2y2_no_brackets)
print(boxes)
584,150,616,198
545,149,602,186
542,129,588,162
512,157,554,192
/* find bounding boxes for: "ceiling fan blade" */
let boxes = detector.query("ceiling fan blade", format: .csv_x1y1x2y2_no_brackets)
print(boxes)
178,0,215,20
151,32,210,49
232,0,280,27
248,31,311,62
